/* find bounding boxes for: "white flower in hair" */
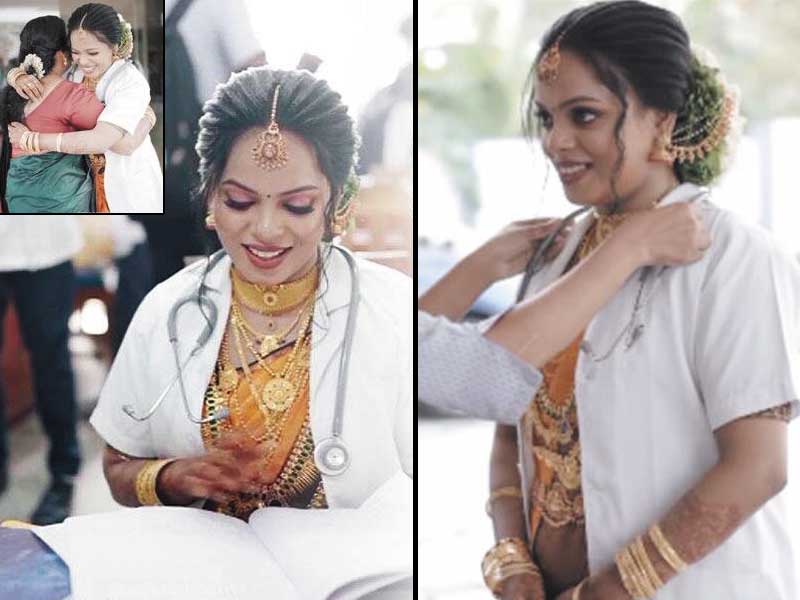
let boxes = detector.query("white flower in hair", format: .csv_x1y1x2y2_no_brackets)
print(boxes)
21,53,45,80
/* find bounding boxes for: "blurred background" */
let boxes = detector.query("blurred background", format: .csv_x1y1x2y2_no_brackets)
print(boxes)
0,0,411,528
419,0,800,597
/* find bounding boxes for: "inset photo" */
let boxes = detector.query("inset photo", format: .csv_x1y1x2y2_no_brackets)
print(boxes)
1,1,163,214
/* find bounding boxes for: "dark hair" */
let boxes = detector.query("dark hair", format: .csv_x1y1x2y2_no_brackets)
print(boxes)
1,16,69,208
67,3,123,48
523,0,694,204
195,67,359,242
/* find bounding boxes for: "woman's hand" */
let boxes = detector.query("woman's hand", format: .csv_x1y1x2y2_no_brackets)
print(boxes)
498,572,547,600
158,432,268,505
7,122,31,148
471,218,569,282
617,202,711,267
11,73,44,101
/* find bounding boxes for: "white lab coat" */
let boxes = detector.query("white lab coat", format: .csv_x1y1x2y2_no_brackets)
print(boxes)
516,183,800,598
69,60,163,213
90,247,412,507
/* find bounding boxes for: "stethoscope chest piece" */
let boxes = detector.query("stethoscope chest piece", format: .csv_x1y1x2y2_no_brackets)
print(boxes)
315,436,350,476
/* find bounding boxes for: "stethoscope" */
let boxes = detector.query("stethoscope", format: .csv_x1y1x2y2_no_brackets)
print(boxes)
122,244,360,477
516,190,708,361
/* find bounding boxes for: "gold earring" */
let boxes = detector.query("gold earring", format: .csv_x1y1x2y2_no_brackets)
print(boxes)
651,131,675,163
205,213,216,228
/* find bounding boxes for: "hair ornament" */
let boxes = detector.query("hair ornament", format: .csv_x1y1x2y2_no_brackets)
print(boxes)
537,33,564,83
114,15,134,60
671,48,743,184
21,53,45,80
251,83,289,171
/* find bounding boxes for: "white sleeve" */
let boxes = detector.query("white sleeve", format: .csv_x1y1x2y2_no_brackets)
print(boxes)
695,212,800,430
419,311,542,424
98,67,150,135
89,293,157,457
215,0,263,69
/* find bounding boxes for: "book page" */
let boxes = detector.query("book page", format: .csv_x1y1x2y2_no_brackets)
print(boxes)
249,471,413,600
35,506,299,600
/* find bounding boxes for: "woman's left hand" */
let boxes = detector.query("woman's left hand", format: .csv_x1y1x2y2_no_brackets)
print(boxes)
7,122,31,148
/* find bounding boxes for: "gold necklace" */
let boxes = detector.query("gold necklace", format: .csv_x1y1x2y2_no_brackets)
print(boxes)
231,264,318,315
227,327,310,445
230,303,313,413
231,295,312,356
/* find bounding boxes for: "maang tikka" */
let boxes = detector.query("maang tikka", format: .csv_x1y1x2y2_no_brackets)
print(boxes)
251,84,289,170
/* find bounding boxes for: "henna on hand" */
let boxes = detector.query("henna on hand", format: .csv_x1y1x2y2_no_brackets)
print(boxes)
659,490,744,565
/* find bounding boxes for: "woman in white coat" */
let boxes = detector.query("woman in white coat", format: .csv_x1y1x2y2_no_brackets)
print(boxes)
484,3,799,600
90,66,410,520
8,3,162,213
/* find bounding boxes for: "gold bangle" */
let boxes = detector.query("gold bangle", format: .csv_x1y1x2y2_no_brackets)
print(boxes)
135,458,176,506
648,524,688,574
19,131,28,151
7,67,23,86
616,546,648,599
631,536,662,594
625,542,657,598
485,486,523,516
56,132,63,153
33,132,41,154
572,579,587,600
482,537,540,597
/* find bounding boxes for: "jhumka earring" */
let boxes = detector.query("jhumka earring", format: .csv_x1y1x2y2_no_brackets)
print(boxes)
251,84,289,170
205,213,216,229
537,33,565,84
332,201,356,236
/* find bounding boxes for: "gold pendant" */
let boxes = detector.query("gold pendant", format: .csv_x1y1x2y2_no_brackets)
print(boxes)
261,377,296,412
219,368,239,392
260,335,280,356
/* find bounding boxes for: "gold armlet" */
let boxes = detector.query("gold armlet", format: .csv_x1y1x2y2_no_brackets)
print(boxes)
485,485,523,516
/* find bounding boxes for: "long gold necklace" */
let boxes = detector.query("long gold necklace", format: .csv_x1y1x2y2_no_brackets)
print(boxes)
230,301,313,413
226,325,310,444
231,264,318,315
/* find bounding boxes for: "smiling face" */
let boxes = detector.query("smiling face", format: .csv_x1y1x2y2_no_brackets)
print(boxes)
533,49,678,211
209,128,331,286
69,29,115,79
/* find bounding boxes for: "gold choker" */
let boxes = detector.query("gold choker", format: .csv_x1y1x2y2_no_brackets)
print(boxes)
232,265,318,314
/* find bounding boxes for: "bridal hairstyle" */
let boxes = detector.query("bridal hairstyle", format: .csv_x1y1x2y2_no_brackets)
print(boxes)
195,66,360,243
523,0,734,198
67,3,128,55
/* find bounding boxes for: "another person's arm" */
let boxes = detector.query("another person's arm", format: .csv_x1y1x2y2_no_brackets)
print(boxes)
109,107,156,155
488,202,709,368
419,218,563,320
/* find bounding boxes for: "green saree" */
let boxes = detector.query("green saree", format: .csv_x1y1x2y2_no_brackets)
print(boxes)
6,153,93,213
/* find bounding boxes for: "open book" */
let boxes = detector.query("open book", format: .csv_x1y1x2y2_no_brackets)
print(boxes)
34,471,411,600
